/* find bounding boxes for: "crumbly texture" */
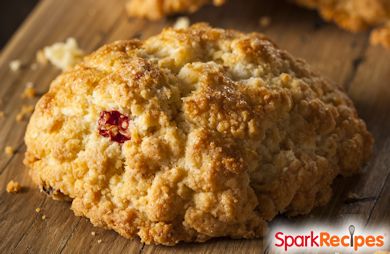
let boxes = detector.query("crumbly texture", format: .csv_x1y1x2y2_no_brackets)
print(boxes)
24,24,373,245
42,38,84,70
126,0,225,20
6,180,22,193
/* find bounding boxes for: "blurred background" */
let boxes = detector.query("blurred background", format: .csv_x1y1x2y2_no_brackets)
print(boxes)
0,0,38,49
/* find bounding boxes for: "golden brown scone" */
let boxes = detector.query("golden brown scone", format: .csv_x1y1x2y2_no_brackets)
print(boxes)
295,0,390,48
126,0,390,49
126,0,225,20
290,0,390,49
294,0,390,32
24,24,373,245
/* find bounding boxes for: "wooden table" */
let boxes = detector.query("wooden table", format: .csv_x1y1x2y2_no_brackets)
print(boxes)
0,0,389,253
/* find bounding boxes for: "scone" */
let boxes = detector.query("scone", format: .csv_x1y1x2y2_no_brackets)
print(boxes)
295,0,390,32
126,0,224,20
24,24,373,245
125,0,390,48
295,0,390,48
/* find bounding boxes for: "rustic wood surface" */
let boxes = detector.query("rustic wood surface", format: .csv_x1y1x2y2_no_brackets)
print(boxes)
0,0,389,253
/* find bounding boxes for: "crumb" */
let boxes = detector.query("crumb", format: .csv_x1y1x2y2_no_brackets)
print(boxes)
36,49,48,65
9,60,22,72
41,38,84,70
21,83,36,99
6,180,21,193
16,105,34,122
259,16,271,28
41,215,46,220
174,17,190,29
91,231,96,236
370,24,390,49
97,239,102,244
5,146,14,156
35,207,41,213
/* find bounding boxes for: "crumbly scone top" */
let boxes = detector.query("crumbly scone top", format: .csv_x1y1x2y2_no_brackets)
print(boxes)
24,24,373,245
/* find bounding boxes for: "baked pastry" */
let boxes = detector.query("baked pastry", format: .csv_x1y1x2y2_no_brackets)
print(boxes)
126,0,390,48
126,0,224,20
24,24,373,245
295,0,390,32
295,0,390,48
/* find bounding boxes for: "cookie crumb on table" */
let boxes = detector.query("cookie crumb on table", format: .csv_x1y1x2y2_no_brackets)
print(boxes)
21,83,36,99
6,180,21,193
91,231,96,236
4,146,14,156
41,215,46,220
173,17,190,29
16,105,34,122
97,239,102,244
35,207,41,213
36,49,48,65
40,38,84,70
9,60,22,72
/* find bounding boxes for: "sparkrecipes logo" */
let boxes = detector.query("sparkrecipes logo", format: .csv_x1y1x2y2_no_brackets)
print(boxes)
268,221,389,252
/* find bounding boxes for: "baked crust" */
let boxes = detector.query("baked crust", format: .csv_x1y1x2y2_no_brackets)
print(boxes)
295,0,390,48
24,24,373,245
295,0,390,32
126,0,225,20
125,0,390,49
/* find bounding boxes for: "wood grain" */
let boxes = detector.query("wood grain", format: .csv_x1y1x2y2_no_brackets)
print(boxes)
0,0,389,253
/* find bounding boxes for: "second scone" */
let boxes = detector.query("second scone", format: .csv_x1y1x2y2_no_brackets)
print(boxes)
24,24,373,245
125,0,390,48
